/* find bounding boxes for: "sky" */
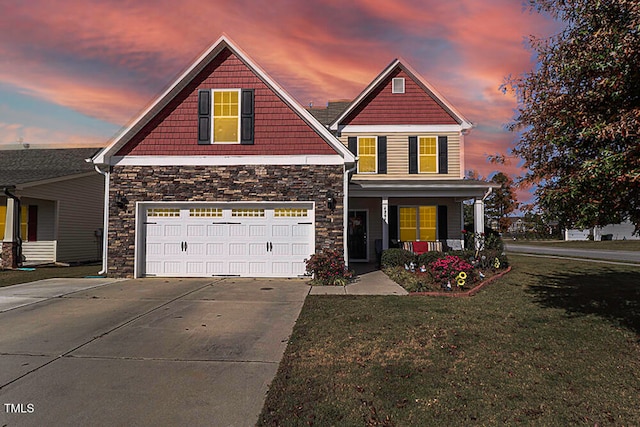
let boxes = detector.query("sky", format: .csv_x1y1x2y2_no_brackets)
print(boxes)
0,0,561,204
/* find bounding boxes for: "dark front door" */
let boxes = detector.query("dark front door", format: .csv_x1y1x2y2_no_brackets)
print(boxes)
348,210,368,261
27,205,38,242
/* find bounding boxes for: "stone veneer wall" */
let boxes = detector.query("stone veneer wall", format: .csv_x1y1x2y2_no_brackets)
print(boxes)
107,164,344,277
1,242,18,269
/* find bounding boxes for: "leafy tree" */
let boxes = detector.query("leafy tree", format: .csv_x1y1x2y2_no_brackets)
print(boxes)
464,170,519,233
485,172,519,233
463,170,485,226
504,0,640,233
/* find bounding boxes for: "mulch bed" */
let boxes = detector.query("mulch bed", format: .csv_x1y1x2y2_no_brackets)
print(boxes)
409,266,512,297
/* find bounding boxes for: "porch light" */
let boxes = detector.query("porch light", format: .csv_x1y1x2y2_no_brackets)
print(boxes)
115,193,129,210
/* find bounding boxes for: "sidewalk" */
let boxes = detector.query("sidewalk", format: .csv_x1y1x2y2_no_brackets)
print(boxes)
309,268,408,296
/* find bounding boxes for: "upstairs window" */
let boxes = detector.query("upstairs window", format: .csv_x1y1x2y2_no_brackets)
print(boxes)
392,77,405,94
358,136,377,173
419,136,438,173
213,90,240,143
198,89,254,145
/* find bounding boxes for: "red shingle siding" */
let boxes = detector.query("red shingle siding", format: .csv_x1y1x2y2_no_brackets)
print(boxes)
342,69,458,126
116,49,336,156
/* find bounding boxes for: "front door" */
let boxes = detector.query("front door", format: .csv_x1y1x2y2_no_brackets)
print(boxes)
348,210,368,261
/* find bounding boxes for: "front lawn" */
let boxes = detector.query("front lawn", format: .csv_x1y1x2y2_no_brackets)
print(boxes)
259,255,640,425
508,239,640,251
0,263,102,288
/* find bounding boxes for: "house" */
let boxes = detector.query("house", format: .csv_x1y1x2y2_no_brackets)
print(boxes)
564,221,639,241
327,59,496,261
91,35,494,278
1,147,105,268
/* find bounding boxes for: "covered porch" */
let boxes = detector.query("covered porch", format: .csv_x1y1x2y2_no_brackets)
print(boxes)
346,179,496,264
1,193,59,267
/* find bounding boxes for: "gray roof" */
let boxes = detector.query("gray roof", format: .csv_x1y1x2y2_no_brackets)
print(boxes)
0,147,102,187
307,101,351,126
349,178,499,198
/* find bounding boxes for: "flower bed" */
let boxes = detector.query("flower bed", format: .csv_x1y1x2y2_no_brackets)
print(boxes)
382,249,509,295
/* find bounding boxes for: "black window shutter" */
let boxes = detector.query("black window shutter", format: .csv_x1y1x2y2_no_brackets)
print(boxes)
438,205,448,241
377,136,387,174
197,90,211,144
389,205,398,244
438,136,448,174
348,137,357,155
408,136,418,174
240,89,254,145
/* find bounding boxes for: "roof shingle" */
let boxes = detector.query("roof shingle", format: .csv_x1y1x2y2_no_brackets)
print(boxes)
0,148,102,187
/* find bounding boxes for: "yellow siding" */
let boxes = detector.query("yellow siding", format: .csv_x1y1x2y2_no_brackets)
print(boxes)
340,132,462,178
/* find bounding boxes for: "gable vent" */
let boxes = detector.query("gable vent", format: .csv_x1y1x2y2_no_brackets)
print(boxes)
392,77,405,94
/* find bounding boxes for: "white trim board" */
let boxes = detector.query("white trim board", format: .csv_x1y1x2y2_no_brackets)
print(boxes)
110,155,346,166
338,125,464,134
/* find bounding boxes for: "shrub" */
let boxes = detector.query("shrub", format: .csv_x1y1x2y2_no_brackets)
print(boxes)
416,251,447,266
381,248,415,269
463,229,504,252
305,249,354,286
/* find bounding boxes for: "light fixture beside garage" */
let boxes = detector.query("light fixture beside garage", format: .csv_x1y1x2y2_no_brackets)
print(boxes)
327,191,336,211
114,193,129,210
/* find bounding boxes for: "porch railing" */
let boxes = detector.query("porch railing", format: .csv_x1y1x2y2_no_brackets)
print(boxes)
21,241,57,263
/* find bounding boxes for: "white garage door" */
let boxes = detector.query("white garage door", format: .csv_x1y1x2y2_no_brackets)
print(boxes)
141,203,315,278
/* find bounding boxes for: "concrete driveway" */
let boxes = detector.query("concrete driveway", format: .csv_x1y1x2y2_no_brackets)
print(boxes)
0,277,310,426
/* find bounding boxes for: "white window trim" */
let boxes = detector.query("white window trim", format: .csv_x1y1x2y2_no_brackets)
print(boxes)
418,136,439,174
211,88,241,144
392,77,405,94
357,136,378,174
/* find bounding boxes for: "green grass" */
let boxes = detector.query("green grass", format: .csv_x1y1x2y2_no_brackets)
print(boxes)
259,255,640,425
0,263,102,288
508,239,640,251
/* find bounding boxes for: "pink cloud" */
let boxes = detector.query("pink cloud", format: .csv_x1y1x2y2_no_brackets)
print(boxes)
0,121,105,148
0,0,559,207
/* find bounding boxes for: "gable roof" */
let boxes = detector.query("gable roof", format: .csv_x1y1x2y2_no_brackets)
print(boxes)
307,100,352,126
92,35,355,165
0,147,101,188
330,59,473,131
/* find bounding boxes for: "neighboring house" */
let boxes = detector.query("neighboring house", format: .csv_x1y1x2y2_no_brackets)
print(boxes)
565,221,639,241
91,36,494,278
1,148,104,268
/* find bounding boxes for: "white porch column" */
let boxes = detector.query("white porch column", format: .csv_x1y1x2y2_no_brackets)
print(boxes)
473,198,484,250
381,196,389,250
460,201,466,250
4,196,16,242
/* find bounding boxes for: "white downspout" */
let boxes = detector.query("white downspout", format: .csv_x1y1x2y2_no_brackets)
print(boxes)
482,186,493,202
473,187,493,250
94,165,110,275
343,160,358,267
